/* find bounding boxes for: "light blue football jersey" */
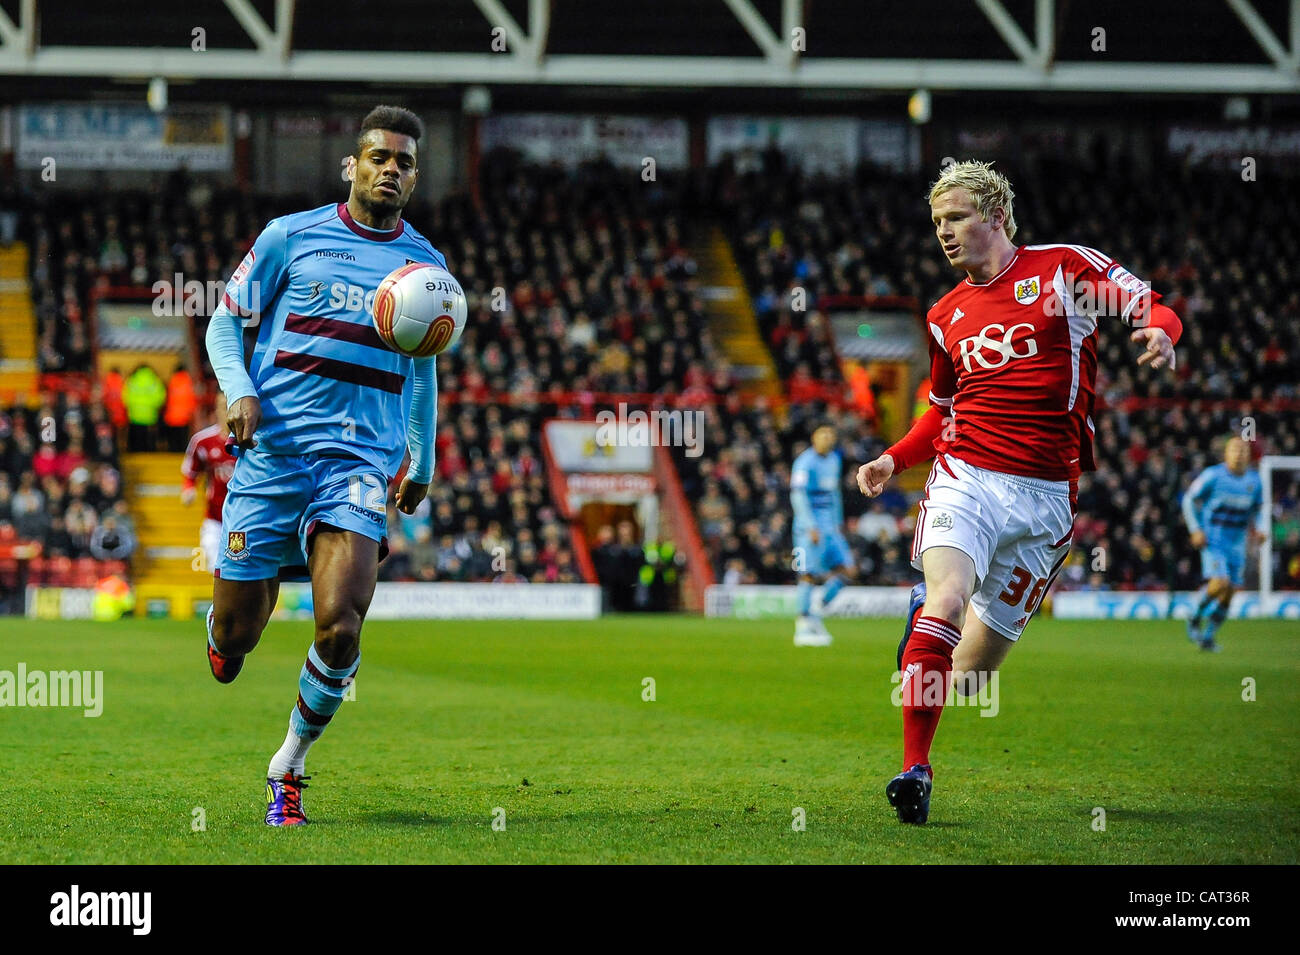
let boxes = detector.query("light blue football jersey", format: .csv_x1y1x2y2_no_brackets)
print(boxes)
1181,463,1264,547
791,447,844,535
219,202,446,479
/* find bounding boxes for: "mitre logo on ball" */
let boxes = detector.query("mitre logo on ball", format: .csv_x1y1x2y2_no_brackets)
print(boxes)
372,263,468,357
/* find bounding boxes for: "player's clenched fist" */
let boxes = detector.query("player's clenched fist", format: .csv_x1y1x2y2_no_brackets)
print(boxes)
395,476,429,515
857,454,895,498
227,396,262,450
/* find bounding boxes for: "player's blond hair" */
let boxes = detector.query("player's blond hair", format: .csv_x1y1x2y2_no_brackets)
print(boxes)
928,160,1017,241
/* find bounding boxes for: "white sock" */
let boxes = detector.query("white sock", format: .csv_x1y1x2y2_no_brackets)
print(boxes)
267,726,315,779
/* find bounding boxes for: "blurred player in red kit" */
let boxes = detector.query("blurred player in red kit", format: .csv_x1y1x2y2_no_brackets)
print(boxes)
181,391,236,574
856,161,1182,824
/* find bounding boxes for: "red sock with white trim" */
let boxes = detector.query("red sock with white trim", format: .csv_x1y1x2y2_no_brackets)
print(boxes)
900,615,960,774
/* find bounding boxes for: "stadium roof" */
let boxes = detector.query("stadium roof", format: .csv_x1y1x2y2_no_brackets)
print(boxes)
0,0,1297,93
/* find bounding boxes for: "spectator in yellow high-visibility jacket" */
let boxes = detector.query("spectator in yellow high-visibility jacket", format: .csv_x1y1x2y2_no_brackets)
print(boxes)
123,363,166,452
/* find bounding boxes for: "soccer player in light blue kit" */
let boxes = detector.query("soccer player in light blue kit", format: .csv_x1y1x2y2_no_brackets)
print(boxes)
790,424,856,646
1182,436,1264,652
204,106,445,825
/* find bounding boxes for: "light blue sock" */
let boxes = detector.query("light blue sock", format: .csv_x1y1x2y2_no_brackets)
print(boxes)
796,580,813,616
1203,598,1230,640
1192,589,1217,625
819,575,846,614
290,644,359,740
269,645,360,778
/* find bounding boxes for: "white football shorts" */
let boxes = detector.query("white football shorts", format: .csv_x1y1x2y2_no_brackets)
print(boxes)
911,453,1075,641
200,518,222,576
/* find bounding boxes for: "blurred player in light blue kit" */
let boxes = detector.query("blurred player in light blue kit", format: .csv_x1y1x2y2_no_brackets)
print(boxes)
1181,436,1264,651
790,424,857,646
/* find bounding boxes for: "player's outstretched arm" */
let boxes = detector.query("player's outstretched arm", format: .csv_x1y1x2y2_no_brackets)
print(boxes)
396,356,436,514
858,405,946,497
204,311,261,449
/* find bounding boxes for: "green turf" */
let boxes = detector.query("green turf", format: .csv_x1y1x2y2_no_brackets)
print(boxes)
0,615,1296,863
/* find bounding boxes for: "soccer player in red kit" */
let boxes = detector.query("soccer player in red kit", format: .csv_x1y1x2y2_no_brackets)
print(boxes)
181,392,236,574
856,161,1181,824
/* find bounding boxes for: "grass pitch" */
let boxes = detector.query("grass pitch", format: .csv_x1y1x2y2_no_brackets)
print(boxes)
0,614,1296,864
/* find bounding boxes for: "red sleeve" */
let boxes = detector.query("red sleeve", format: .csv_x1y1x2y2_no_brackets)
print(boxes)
1145,302,1183,346
181,433,203,480
884,322,957,474
926,329,957,412
886,405,945,474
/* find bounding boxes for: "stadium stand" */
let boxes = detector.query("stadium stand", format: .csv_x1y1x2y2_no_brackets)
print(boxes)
0,392,131,610
11,146,1299,603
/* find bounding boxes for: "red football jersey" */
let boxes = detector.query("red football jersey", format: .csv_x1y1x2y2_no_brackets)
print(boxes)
182,424,236,521
926,244,1158,482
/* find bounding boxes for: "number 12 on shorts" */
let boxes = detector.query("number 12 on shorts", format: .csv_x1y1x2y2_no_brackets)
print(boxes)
348,473,386,512
998,566,1048,613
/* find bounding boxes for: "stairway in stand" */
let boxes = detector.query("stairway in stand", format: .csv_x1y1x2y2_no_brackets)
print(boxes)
121,452,211,619
0,244,38,401
693,225,782,399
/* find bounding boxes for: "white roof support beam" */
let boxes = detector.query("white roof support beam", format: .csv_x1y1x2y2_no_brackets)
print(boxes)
974,0,1042,68
473,0,537,62
1035,0,1056,70
1294,0,1300,69
4,48,1296,93
722,0,783,61
222,0,276,54
1225,0,1297,70
782,0,804,69
276,0,296,63
0,0,37,60
528,0,551,66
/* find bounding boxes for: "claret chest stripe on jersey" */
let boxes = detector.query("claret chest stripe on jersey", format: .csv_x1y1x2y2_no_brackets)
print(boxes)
272,350,405,394
1054,265,1097,412
284,312,388,351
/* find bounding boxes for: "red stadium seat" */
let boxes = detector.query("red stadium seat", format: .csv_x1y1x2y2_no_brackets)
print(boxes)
73,557,100,589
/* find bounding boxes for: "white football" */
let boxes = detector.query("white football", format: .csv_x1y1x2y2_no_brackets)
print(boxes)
372,263,467,357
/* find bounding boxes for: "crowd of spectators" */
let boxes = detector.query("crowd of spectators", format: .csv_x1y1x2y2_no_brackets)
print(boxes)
15,143,1299,597
0,392,134,610
674,395,915,586
378,402,582,585
431,152,727,402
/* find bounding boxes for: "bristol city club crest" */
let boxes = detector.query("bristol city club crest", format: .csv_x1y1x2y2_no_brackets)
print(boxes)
225,531,250,561
1014,276,1041,305
931,512,955,532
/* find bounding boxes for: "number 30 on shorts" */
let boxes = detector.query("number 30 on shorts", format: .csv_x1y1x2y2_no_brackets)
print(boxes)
348,473,386,512
998,566,1048,613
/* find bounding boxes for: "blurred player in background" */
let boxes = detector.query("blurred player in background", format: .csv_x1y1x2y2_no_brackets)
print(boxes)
857,160,1182,824
1181,436,1264,652
204,105,446,826
180,391,235,574
790,423,856,646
